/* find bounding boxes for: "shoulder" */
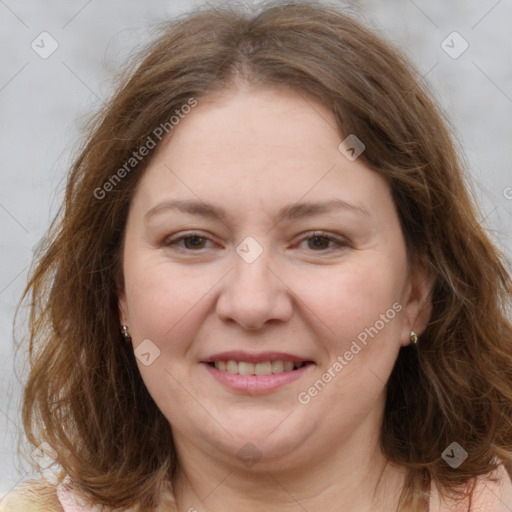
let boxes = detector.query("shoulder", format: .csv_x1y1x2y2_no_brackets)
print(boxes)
431,462,512,512
1,477,178,512
1,478,109,512
469,462,512,511
0,478,63,512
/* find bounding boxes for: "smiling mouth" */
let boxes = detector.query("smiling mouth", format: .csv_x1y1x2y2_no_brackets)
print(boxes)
206,360,313,375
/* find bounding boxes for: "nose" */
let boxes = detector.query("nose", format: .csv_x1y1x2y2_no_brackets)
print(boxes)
215,245,294,330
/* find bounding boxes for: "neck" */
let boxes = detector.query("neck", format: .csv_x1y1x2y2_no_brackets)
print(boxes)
172,421,407,512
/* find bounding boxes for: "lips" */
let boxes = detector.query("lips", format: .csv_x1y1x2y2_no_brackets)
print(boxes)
201,351,315,392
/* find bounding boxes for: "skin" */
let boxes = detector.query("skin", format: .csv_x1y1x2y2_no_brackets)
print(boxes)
118,85,433,512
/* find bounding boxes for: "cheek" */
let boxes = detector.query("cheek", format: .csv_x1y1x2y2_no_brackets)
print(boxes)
294,260,404,347
295,264,404,418
124,256,219,343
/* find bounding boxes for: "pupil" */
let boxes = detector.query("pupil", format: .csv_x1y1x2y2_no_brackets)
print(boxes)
186,236,203,249
310,236,327,249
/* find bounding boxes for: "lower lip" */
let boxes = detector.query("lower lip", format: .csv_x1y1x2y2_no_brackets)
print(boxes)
202,362,313,394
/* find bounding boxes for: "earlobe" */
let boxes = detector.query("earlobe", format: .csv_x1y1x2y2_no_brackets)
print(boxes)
401,256,435,346
115,265,132,342
117,285,129,327
117,291,132,343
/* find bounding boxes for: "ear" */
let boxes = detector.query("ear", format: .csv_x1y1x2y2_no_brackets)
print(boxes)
116,274,130,328
400,255,435,347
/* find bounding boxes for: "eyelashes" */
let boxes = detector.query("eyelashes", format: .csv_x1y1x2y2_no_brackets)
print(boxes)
163,230,349,253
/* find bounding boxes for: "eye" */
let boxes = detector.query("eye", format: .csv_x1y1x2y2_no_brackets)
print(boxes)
297,231,348,252
163,231,349,253
163,232,216,251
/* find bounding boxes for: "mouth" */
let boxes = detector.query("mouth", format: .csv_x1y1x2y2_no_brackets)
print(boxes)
201,352,315,394
205,360,313,375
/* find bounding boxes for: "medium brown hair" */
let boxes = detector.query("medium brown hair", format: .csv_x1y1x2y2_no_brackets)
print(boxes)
15,1,512,510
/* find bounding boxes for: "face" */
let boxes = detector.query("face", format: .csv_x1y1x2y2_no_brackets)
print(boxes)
118,86,431,471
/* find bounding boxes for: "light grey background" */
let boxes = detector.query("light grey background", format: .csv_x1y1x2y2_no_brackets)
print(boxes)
1,0,511,498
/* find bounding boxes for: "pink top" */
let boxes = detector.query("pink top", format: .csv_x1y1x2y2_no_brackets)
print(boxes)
429,463,512,511
55,464,512,511
56,484,102,512
56,478,176,512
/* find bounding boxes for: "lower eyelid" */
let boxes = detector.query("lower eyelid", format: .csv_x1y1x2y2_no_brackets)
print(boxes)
164,233,348,252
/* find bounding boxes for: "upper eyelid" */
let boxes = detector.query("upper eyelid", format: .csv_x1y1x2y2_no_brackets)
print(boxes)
164,231,219,246
164,231,349,248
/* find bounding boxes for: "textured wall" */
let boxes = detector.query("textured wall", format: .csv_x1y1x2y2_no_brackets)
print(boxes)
1,0,511,497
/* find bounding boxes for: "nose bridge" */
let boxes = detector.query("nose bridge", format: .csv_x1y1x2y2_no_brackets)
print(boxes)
215,236,293,329
234,237,274,293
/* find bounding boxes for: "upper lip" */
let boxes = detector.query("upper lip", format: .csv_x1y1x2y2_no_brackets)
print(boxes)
202,351,314,364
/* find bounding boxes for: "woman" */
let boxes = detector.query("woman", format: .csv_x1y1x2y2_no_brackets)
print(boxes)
4,1,512,511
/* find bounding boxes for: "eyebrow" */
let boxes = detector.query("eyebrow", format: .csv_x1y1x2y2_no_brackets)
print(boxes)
144,198,370,224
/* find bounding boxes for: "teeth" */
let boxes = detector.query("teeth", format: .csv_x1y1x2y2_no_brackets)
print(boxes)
238,361,255,375
213,360,304,375
226,360,238,374
255,361,272,376
271,360,284,373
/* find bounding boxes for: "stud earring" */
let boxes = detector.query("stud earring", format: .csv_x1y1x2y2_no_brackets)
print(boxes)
121,325,132,341
410,330,418,345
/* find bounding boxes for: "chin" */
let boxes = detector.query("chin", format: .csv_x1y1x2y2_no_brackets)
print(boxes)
208,424,311,470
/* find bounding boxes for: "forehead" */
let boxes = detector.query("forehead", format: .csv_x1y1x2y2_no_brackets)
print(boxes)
130,86,393,222
171,85,338,154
